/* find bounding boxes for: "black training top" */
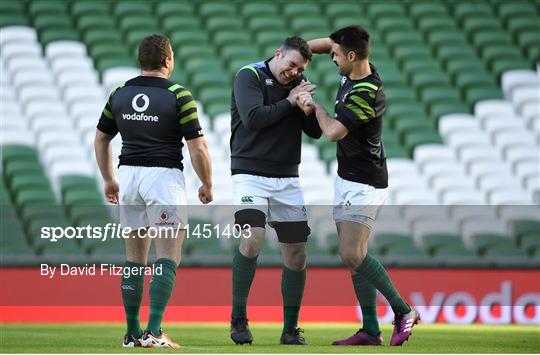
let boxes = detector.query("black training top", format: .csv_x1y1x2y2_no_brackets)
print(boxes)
230,60,322,177
97,76,203,170
334,64,388,188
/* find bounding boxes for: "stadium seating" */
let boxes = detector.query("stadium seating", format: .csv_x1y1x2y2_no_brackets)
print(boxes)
1,0,539,267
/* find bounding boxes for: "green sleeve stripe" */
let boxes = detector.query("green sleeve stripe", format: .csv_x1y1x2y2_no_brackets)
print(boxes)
180,100,197,113
345,103,369,122
350,88,376,99
102,108,113,119
349,96,375,116
237,65,259,79
168,84,183,92
110,84,125,97
176,90,191,99
353,82,378,90
180,111,198,125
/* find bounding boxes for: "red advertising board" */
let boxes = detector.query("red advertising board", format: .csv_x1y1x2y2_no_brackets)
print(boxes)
1,267,538,324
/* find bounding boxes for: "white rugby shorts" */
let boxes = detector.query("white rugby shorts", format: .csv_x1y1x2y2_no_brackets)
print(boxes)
333,176,388,228
232,174,308,223
119,165,187,229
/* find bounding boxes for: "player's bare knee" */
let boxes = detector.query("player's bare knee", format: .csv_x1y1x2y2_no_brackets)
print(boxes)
283,246,307,270
339,249,363,270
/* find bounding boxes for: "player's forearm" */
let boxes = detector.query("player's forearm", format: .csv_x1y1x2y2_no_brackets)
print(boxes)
94,131,115,183
308,38,332,54
313,104,345,142
189,142,212,187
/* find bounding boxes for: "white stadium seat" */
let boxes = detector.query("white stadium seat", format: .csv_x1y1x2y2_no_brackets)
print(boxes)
438,113,479,138
0,26,37,46
501,69,539,98
45,41,87,61
474,100,515,122
102,67,139,93
413,144,456,167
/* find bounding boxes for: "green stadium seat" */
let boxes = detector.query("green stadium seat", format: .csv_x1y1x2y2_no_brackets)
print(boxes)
162,16,201,34
333,16,373,31
386,31,424,49
29,0,68,16
368,3,406,18
325,3,363,17
39,29,79,46
63,190,103,206
385,104,426,129
471,234,514,255
95,56,136,72
113,2,152,17
248,16,287,33
384,142,408,159
1,145,39,166
155,1,195,18
394,119,434,141
421,234,465,254
453,3,494,23
403,131,443,156
429,101,470,122
434,244,475,257
417,17,457,34
373,233,415,255
484,243,526,257
0,14,29,27
19,205,67,224
4,161,45,186
212,31,250,51
283,3,321,18
290,16,330,34
462,17,503,36
384,87,417,105
59,176,98,195
220,46,259,70
83,30,123,48
175,45,215,61
169,32,208,50
241,3,279,17
428,31,469,50
89,43,129,62
183,58,223,79
520,233,540,257
32,15,72,35
119,16,159,33
445,59,486,80
409,3,448,19
464,87,503,108
70,1,110,18
77,15,116,33
497,3,538,24
198,2,236,18
472,31,513,51
506,17,539,39
376,18,414,36
190,72,228,92
15,189,56,207
69,206,111,226
206,16,243,33
490,58,531,79
10,175,52,196
513,220,540,243
0,0,25,15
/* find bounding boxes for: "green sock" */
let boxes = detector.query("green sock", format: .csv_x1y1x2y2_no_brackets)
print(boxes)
281,267,306,333
352,273,380,337
232,249,258,318
121,261,145,338
147,258,177,335
355,254,410,314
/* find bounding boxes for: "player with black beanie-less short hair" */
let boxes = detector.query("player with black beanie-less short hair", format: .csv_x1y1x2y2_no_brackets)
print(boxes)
229,36,322,346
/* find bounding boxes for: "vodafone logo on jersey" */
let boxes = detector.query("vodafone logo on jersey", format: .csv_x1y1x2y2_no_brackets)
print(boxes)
122,93,159,122
132,94,150,112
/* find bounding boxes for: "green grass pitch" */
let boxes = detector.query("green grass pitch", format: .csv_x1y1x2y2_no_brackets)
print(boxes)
1,323,539,353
